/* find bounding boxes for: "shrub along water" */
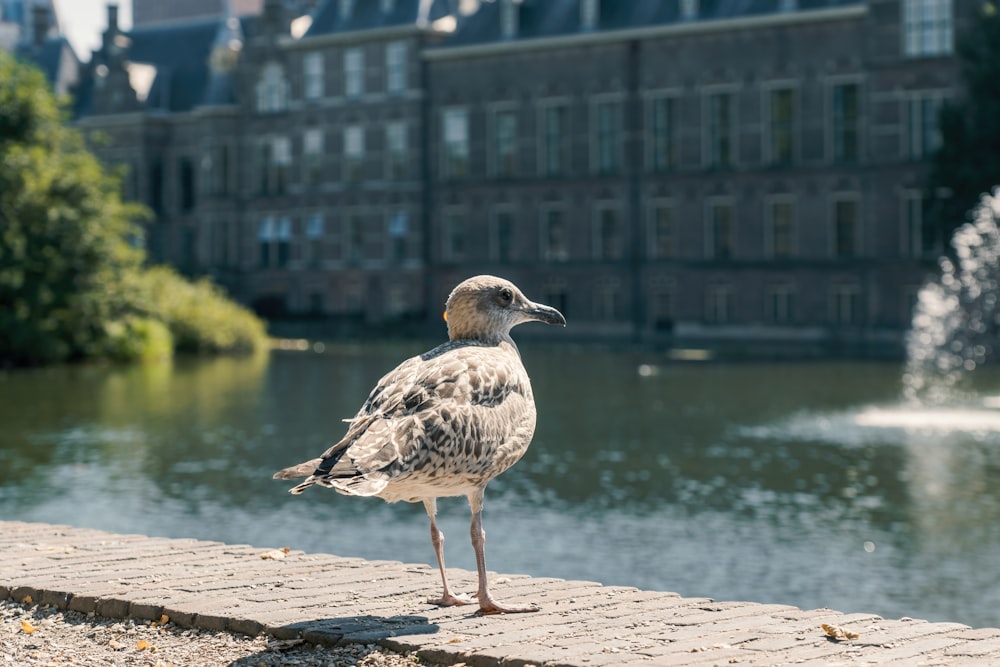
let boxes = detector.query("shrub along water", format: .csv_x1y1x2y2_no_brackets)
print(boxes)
0,52,267,366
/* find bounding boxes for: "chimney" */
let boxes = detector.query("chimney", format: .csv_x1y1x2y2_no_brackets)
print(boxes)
31,4,48,46
107,3,120,33
581,0,599,30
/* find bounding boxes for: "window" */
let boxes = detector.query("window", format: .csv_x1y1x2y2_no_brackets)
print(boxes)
304,129,323,186
493,109,518,177
540,104,569,176
442,108,469,179
593,100,621,174
596,207,623,260
256,62,288,113
344,125,364,181
768,88,795,165
179,157,195,213
542,208,568,262
595,279,621,320
649,281,675,331
388,210,408,263
901,189,938,258
903,0,952,57
650,96,677,171
344,213,364,263
681,0,698,20
649,204,675,259
276,217,291,268
303,52,324,101
306,214,324,266
831,284,861,325
385,121,407,179
491,209,513,262
766,285,796,324
766,199,794,259
344,47,364,98
149,159,163,214
274,137,291,194
258,217,274,268
907,93,943,158
706,285,733,323
834,198,859,258
707,201,734,259
707,91,734,167
443,210,465,261
832,82,860,162
201,144,229,196
385,41,406,94
260,137,291,195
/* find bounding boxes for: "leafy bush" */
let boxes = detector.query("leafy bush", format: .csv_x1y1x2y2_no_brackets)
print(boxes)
131,266,268,356
103,316,174,363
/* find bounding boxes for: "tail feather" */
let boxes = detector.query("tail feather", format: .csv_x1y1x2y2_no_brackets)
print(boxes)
273,458,323,481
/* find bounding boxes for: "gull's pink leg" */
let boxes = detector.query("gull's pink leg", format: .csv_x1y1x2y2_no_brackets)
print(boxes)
467,489,538,614
423,499,474,607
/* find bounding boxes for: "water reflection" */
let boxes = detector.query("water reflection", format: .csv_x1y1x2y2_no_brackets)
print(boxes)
1,346,998,628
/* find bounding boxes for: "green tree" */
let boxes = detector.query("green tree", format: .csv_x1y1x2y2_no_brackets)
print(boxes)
928,2,1000,243
0,52,147,365
0,53,268,365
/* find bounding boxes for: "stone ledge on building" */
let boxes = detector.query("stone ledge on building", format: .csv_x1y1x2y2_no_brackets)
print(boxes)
1,521,997,666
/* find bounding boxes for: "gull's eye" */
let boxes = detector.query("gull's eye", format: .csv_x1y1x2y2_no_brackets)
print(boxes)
498,287,514,305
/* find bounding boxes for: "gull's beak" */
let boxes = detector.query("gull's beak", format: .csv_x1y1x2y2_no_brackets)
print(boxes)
521,301,567,327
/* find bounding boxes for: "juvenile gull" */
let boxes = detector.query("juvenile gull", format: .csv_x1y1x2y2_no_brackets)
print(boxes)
274,275,566,614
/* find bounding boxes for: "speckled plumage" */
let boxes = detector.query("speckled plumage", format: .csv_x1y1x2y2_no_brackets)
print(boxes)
274,275,566,614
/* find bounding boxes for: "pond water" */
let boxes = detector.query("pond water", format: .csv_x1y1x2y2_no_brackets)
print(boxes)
2,342,1000,628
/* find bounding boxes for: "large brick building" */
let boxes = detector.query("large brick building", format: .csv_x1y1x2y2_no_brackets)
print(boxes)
74,0,968,350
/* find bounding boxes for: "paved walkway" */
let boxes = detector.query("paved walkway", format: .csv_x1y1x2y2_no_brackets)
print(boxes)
1,521,998,666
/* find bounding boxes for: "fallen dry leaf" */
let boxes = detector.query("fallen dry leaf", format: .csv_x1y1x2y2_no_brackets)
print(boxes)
259,548,290,560
447,638,462,643
20,620,36,634
822,623,860,641
137,639,152,651
159,614,170,625
21,595,32,605
266,638,305,651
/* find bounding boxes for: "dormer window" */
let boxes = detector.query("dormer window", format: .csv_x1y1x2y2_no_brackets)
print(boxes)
581,0,599,30
902,0,953,56
681,0,698,21
500,0,518,39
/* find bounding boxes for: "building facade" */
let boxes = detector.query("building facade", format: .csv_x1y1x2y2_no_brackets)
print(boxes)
74,0,968,350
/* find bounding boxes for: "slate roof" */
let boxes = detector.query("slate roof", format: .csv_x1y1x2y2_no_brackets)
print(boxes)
127,18,234,112
440,0,865,49
304,0,452,38
13,36,72,87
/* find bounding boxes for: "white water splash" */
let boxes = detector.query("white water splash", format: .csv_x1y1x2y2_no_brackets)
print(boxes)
904,188,1000,405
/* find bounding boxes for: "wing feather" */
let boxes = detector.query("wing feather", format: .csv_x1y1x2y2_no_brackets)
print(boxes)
276,341,536,496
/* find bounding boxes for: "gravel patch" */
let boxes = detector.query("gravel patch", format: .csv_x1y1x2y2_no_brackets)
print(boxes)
1,599,446,667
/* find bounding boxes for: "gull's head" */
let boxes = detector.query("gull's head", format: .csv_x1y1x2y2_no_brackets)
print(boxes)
445,275,566,342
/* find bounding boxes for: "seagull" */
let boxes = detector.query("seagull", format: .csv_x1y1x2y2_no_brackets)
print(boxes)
274,275,566,614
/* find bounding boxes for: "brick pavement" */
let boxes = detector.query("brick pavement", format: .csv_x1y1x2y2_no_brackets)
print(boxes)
1,521,998,666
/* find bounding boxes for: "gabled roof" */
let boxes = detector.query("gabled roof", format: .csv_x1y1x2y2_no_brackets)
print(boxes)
304,0,452,38
126,18,225,112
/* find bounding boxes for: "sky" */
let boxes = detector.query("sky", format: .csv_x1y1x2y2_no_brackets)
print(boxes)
53,0,132,60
